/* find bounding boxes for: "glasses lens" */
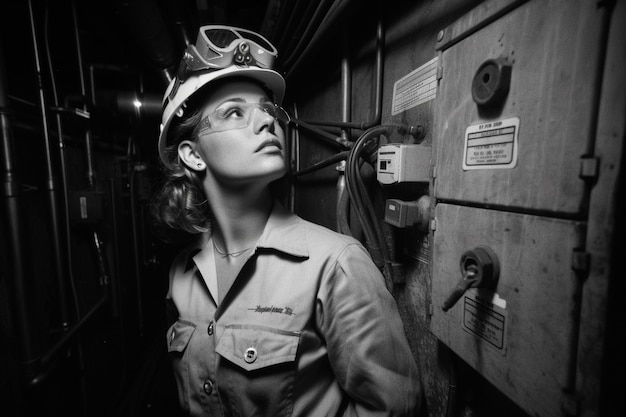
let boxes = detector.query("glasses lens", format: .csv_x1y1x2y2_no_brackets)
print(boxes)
197,103,290,135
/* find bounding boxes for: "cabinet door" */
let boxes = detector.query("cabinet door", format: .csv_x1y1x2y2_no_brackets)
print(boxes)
434,0,605,215
430,203,586,417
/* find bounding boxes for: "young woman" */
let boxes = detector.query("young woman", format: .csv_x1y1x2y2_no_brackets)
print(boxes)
153,25,422,416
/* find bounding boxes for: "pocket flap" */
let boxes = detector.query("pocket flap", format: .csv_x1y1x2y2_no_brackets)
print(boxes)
167,320,196,353
216,325,300,371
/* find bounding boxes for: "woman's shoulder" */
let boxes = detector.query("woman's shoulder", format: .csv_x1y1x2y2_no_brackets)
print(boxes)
295,216,364,254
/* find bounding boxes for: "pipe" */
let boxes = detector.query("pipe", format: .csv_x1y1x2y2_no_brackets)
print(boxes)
45,0,71,329
292,150,350,177
119,0,178,84
71,0,96,188
298,19,385,130
284,0,355,74
35,295,108,375
0,35,38,378
289,118,351,149
29,0,68,345
340,27,352,142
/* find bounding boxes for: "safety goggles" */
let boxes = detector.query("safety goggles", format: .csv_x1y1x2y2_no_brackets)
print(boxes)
175,26,277,84
195,101,291,136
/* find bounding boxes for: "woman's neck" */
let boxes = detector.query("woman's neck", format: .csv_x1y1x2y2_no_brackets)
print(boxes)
206,184,273,253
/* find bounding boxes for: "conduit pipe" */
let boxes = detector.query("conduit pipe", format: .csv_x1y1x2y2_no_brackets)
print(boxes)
28,0,67,337
45,1,71,329
0,33,38,379
284,0,355,75
302,19,384,131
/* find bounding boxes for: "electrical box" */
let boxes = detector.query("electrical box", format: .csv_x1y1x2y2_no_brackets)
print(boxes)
430,204,585,417
377,144,431,184
430,0,606,416
70,190,105,224
433,0,603,215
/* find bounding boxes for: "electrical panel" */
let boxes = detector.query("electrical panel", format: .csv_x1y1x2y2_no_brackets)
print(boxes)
429,1,606,416
433,0,603,215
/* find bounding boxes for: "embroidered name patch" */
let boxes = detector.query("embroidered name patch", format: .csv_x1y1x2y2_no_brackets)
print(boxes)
249,305,296,316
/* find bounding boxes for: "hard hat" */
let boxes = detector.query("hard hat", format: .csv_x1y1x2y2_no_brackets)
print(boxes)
158,25,286,167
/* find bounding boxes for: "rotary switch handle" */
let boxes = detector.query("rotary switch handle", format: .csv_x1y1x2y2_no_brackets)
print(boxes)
441,246,500,312
471,58,512,108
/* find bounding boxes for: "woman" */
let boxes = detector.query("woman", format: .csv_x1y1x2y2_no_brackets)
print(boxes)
153,25,422,416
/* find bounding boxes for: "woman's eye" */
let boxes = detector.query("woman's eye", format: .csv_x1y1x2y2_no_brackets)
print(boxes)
218,106,245,119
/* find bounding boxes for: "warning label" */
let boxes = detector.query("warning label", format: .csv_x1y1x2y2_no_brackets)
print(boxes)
463,117,519,170
392,57,438,115
462,293,506,351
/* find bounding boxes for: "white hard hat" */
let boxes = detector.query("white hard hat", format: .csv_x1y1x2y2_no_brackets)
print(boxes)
158,25,286,168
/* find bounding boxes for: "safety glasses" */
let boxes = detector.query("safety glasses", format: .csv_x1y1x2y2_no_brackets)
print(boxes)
195,101,290,135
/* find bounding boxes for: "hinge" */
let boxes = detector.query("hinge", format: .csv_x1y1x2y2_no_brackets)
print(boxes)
430,218,438,232
571,250,591,279
432,165,437,179
579,157,599,180
437,65,443,81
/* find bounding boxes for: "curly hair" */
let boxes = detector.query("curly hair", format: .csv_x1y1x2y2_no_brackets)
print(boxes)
151,104,211,240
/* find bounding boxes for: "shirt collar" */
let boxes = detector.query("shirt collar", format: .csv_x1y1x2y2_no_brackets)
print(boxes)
256,201,309,258
184,200,309,267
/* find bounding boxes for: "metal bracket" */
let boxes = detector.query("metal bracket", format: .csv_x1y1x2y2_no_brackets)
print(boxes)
579,157,599,180
571,250,591,279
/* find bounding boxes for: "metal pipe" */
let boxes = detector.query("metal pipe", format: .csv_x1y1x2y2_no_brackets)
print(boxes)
44,0,71,330
0,35,38,377
28,0,67,327
71,0,96,188
284,0,355,74
340,27,352,142
299,19,385,130
29,0,67,340
37,295,108,371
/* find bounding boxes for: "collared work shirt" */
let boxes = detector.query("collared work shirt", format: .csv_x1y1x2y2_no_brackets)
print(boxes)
166,203,421,416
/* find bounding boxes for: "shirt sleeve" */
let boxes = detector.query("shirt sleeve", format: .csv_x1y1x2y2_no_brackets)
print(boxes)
316,242,423,416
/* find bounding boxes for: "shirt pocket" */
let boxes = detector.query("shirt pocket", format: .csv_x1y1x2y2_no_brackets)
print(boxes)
215,324,301,417
215,324,300,370
166,319,197,353
166,320,198,413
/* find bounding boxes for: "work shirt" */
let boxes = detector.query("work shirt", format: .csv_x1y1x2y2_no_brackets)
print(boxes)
166,202,421,416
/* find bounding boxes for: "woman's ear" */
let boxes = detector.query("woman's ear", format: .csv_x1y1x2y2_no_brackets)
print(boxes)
178,140,206,171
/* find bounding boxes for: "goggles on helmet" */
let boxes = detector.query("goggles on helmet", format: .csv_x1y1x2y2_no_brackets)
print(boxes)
159,25,286,169
196,101,290,136
169,25,278,101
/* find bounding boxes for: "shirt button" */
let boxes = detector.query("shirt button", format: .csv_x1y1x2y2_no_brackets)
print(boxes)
208,321,214,335
203,379,213,395
244,347,258,363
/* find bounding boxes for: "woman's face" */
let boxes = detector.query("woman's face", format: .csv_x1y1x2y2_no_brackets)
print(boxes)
186,80,288,187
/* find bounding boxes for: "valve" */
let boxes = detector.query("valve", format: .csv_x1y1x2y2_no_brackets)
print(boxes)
441,246,500,312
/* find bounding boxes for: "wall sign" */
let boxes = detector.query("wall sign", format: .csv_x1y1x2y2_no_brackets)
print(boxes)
463,117,520,170
391,56,438,115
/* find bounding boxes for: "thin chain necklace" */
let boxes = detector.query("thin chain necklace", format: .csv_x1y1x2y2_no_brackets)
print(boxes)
212,239,252,258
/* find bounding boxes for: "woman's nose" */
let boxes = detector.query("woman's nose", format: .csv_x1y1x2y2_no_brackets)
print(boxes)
251,107,276,133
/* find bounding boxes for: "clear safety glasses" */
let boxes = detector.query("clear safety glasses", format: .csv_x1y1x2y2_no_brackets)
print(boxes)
175,25,278,84
196,102,291,136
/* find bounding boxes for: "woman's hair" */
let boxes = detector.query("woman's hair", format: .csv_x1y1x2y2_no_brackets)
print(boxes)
151,102,211,241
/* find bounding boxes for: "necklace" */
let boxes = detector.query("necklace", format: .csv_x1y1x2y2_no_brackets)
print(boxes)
212,239,252,258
